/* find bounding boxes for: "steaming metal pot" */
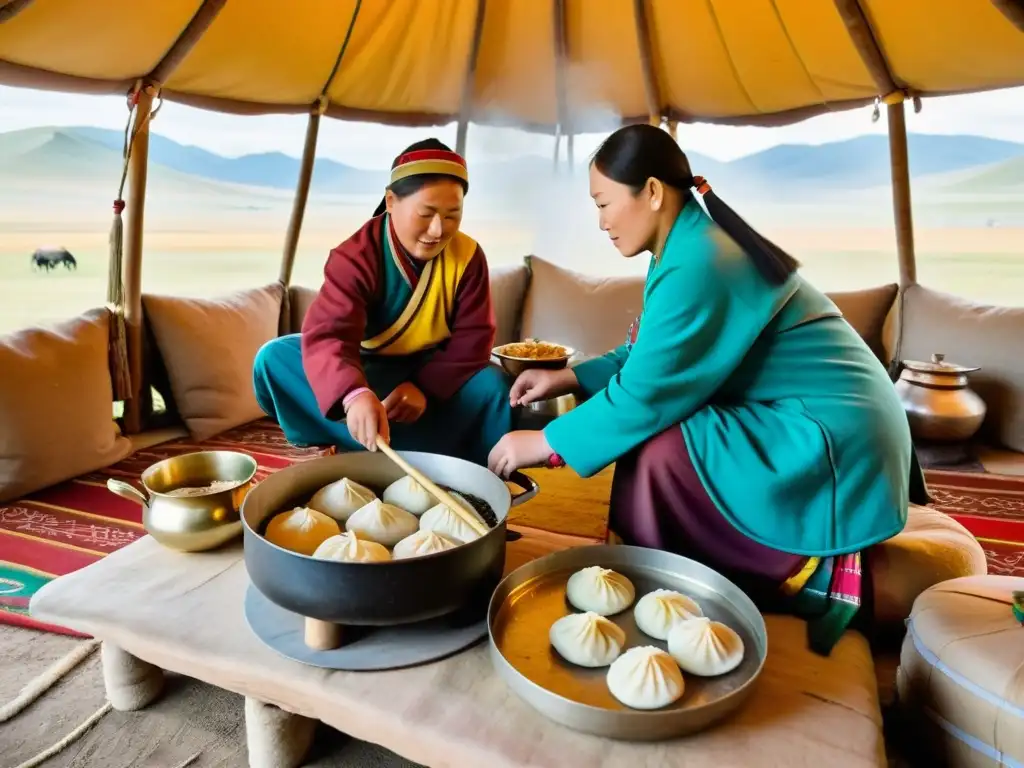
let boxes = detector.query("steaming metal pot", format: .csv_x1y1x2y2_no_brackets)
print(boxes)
895,353,987,442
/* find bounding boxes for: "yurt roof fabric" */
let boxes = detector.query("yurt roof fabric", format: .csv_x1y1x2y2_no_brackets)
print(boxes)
0,0,1022,133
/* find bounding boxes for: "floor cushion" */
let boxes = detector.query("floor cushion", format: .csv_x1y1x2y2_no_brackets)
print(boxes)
896,575,1024,766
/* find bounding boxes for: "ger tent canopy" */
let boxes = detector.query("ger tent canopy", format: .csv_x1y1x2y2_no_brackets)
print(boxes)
1,0,1023,131
1,0,1023,434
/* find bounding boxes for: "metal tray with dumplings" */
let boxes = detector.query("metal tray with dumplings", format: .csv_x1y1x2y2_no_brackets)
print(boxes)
486,544,767,741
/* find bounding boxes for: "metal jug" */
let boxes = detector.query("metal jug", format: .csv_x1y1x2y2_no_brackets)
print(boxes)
895,353,987,442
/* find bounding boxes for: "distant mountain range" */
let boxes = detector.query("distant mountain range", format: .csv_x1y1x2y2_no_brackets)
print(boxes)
2,125,1023,198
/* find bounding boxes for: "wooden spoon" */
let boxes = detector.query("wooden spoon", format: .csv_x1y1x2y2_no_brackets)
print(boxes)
374,436,489,537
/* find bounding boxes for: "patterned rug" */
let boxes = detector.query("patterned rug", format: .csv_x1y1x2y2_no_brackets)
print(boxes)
925,469,1024,577
0,420,327,636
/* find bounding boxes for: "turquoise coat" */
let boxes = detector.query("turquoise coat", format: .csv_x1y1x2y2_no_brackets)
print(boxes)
544,200,911,557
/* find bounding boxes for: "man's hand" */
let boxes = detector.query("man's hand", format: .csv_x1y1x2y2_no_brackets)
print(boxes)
345,391,390,450
382,382,428,424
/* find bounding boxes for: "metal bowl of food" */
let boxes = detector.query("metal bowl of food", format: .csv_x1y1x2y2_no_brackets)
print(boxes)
492,340,575,378
106,450,258,552
241,451,539,630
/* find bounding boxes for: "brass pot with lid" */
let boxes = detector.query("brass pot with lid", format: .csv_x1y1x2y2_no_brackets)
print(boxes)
895,353,987,442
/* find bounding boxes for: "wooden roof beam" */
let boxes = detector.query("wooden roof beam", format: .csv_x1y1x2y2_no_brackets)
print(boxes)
991,0,1024,32
832,0,899,96
632,0,663,124
0,0,32,24
456,0,487,156
147,0,228,87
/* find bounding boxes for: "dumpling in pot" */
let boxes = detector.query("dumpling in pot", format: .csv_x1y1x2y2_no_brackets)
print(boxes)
419,496,486,544
392,530,459,560
264,506,340,556
667,616,744,677
565,566,635,616
633,589,703,640
345,499,419,547
312,532,390,563
382,475,435,516
549,611,626,668
307,477,376,523
606,646,685,710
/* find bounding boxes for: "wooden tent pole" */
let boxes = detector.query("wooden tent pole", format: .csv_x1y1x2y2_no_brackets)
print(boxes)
990,0,1024,32
633,0,662,124
667,119,678,142
455,0,487,156
121,86,155,434
0,0,32,22
887,96,916,286
278,106,322,334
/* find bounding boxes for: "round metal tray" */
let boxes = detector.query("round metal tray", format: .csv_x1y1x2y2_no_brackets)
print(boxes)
487,545,767,741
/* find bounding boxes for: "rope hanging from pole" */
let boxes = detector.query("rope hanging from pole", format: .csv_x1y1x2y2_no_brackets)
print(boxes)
108,82,162,403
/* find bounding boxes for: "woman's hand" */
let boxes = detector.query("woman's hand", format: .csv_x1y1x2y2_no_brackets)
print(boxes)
488,430,553,478
345,391,390,450
509,367,579,407
382,382,427,424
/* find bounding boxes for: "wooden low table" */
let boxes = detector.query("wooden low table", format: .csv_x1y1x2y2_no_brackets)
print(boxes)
30,528,887,768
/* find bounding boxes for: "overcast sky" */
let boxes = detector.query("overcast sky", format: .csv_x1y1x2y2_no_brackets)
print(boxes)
2,84,1023,168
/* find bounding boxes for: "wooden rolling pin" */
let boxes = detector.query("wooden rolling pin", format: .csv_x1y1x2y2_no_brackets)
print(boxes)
374,436,489,537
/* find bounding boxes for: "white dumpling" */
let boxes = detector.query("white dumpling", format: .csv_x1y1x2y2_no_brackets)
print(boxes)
667,616,745,677
419,497,486,544
392,529,459,560
565,566,635,616
382,475,435,516
312,532,391,563
307,477,377,523
633,589,703,640
345,499,419,547
606,646,685,710
549,611,626,668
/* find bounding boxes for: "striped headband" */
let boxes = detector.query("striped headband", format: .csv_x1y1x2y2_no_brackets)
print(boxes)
390,149,468,186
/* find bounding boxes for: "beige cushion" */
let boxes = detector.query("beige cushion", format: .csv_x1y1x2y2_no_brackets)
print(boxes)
825,284,898,362
489,264,530,346
896,284,1024,452
289,285,316,335
871,504,987,629
897,575,1024,767
144,284,283,441
520,255,644,356
0,309,132,502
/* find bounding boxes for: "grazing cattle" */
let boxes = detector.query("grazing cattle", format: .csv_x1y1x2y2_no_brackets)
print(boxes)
31,247,77,271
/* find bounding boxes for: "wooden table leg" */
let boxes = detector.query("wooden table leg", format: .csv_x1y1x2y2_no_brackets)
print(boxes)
244,697,316,768
101,642,165,711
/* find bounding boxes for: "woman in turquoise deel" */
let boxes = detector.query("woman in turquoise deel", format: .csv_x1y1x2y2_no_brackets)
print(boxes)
488,124,924,655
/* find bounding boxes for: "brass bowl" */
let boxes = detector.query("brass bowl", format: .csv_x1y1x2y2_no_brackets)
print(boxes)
492,340,575,379
107,450,258,552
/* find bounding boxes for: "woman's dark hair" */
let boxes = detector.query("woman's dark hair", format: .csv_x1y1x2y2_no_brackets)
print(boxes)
591,124,799,285
372,138,469,218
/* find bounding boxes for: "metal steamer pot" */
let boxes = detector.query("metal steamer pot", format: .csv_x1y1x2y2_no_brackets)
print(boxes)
241,451,538,626
896,352,988,442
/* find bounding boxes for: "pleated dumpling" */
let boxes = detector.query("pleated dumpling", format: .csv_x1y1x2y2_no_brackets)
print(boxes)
345,499,419,547
419,495,486,544
549,611,626,668
382,475,435,516
391,529,459,560
633,589,703,640
307,477,376,523
606,646,685,710
667,616,745,677
565,566,635,616
264,506,340,556
312,532,390,563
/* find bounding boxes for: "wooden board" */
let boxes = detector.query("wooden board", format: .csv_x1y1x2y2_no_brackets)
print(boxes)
29,529,886,768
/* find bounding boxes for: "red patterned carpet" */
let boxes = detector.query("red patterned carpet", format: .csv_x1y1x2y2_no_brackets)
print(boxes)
0,420,327,636
2,427,1022,636
925,469,1024,577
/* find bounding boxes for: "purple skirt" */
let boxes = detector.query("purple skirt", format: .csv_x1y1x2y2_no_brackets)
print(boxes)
609,427,806,587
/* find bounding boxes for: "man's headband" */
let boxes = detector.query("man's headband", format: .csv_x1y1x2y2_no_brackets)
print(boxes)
390,149,469,186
